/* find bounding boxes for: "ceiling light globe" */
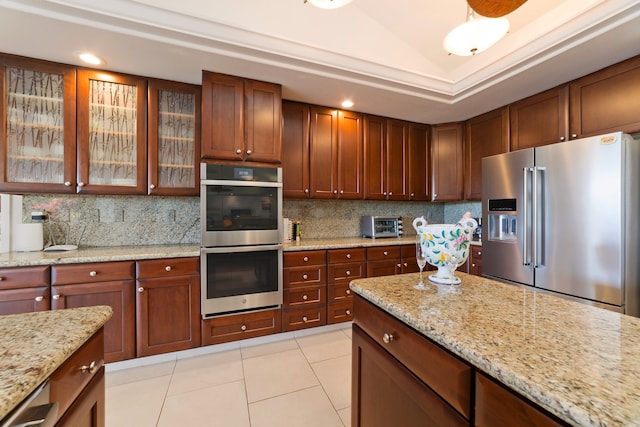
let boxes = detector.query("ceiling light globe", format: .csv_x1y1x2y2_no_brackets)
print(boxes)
443,17,510,56
304,0,353,9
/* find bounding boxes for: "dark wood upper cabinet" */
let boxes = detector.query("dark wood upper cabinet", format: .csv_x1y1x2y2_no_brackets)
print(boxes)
386,119,408,201
408,122,430,201
147,79,201,196
77,69,148,195
510,85,569,150
570,55,640,138
201,71,282,164
0,54,77,194
282,101,311,198
431,123,464,202
464,107,509,201
309,106,363,199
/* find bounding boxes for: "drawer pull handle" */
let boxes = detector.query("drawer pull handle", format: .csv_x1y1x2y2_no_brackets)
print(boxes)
346,270,351,276
302,274,309,280
382,333,394,344
138,287,144,293
89,271,97,277
35,296,44,302
403,262,408,267
80,360,97,374
383,251,388,256
52,294,61,300
241,324,247,331
302,294,308,301
165,265,172,272
346,253,351,259
346,310,351,315
346,289,351,295
302,316,308,322
303,256,309,262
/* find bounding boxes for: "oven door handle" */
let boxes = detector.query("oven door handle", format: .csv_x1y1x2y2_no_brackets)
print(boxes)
200,179,282,188
201,244,283,254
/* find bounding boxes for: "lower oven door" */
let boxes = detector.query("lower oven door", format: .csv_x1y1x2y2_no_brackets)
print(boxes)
201,244,283,317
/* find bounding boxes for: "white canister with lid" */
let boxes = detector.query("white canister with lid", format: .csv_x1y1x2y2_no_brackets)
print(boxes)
13,222,44,252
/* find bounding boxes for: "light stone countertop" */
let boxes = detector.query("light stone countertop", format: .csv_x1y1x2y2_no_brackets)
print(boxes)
0,238,482,268
349,272,640,427
0,306,113,421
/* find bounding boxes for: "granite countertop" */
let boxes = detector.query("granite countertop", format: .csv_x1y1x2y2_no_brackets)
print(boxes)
0,305,113,421
349,272,640,427
0,238,482,268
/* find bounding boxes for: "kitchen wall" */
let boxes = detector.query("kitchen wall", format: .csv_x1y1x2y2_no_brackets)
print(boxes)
21,195,481,246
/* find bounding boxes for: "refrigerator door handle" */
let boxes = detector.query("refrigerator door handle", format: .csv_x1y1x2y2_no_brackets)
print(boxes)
532,166,546,267
523,167,530,266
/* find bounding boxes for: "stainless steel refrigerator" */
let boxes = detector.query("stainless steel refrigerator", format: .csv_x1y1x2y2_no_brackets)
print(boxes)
482,132,640,316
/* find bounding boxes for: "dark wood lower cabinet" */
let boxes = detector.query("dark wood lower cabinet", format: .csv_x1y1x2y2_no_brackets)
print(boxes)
55,367,105,427
352,325,468,427
201,308,282,345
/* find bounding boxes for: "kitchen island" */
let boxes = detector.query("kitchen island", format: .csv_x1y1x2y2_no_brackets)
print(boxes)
0,306,113,424
349,272,640,426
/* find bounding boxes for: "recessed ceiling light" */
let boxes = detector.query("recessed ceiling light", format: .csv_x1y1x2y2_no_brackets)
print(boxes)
341,100,354,108
77,52,104,66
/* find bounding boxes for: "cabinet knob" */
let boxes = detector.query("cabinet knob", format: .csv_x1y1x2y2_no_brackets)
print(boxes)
397,263,402,268
302,316,308,323
388,192,393,196
383,192,387,196
403,262,408,267
333,190,338,195
302,274,308,280
138,287,144,293
346,289,351,295
236,148,242,154
410,192,415,197
78,182,85,187
89,271,97,277
165,265,172,272
346,270,351,276
241,324,247,331
382,332,394,344
346,253,351,259
346,310,351,315
246,149,252,155
80,361,97,374
150,184,156,189
303,256,309,262
64,181,72,187
340,190,344,194
302,294,308,301
383,251,388,256
571,133,578,139
53,294,61,300
433,193,437,200
0,277,4,281
478,251,482,255
35,296,44,302
304,188,309,194
560,136,566,141
472,263,476,267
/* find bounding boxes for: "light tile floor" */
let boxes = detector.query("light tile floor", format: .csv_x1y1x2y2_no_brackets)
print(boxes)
106,325,353,427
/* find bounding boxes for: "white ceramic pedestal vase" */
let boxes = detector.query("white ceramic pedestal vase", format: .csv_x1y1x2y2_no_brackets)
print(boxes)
412,214,477,285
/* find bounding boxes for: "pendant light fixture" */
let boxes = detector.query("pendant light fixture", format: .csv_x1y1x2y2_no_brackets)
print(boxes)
443,4,510,56
304,0,352,9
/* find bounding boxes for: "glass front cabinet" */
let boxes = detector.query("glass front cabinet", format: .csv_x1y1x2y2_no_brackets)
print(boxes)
0,54,77,193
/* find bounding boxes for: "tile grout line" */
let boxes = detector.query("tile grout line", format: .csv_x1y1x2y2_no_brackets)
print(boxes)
155,361,178,427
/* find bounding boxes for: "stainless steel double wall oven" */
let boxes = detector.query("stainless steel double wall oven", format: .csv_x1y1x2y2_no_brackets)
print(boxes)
200,163,283,318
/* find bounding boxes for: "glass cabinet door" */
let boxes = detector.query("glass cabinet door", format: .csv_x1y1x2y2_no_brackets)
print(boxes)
76,69,147,194
147,79,200,195
0,55,77,193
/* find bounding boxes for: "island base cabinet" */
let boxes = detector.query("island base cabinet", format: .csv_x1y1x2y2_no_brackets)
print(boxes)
352,325,468,427
475,373,568,427
55,367,105,427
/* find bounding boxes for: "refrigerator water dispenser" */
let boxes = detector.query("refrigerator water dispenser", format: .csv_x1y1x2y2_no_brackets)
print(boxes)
487,198,517,241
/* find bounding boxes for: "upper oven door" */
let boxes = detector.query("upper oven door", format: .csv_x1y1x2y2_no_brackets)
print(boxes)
201,178,282,247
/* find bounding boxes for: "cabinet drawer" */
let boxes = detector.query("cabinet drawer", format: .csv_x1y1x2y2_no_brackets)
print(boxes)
327,262,366,284
0,286,50,315
52,262,135,285
284,250,326,267
327,300,353,324
470,247,482,260
50,328,104,422
327,282,353,302
327,248,366,264
475,372,567,427
282,306,327,332
283,284,326,307
201,308,281,345
136,257,199,278
353,295,472,419
283,265,326,287
366,246,401,261
0,265,49,289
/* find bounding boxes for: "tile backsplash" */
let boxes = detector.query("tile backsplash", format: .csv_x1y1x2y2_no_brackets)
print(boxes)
21,195,481,247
